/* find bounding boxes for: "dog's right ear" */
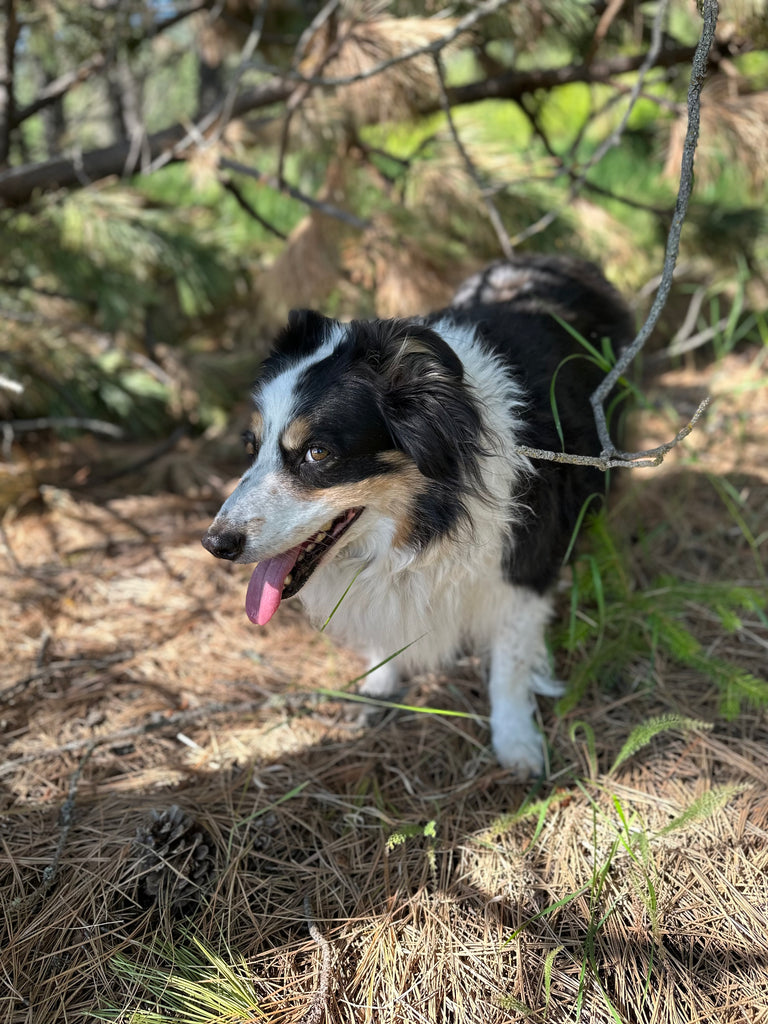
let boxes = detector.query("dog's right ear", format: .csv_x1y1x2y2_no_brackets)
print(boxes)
273,309,338,359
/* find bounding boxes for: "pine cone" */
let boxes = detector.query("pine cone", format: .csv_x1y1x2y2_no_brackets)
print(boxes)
132,805,217,913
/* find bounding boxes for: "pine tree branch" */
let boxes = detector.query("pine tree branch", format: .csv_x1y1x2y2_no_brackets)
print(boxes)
0,24,736,208
0,77,295,206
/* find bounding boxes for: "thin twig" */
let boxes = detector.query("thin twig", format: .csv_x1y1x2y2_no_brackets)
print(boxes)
220,156,369,229
0,519,23,571
516,396,711,470
2,416,124,438
11,54,106,127
509,0,671,248
219,175,287,238
276,0,343,186
302,895,333,1024
0,698,273,776
40,742,97,891
433,52,513,260
212,2,267,144
1,649,136,706
10,741,97,910
249,0,514,89
588,0,720,463
655,316,730,361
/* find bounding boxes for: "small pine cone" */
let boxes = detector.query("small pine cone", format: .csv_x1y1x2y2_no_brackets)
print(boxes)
132,805,217,913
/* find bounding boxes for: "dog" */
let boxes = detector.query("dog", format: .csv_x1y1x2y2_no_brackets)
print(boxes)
202,255,633,776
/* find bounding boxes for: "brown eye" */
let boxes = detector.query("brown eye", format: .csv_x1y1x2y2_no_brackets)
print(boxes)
305,445,330,463
242,430,259,461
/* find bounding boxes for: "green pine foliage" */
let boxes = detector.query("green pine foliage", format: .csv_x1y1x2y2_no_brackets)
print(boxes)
557,511,768,717
94,931,263,1024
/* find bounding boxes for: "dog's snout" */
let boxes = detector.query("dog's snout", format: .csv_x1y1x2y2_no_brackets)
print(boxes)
202,528,245,561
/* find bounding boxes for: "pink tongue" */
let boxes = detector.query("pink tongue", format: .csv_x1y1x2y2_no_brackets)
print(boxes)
245,546,301,625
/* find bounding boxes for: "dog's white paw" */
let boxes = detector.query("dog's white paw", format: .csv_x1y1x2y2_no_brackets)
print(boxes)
491,714,546,779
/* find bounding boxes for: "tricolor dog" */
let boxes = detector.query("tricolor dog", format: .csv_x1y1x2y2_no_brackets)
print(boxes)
202,255,632,776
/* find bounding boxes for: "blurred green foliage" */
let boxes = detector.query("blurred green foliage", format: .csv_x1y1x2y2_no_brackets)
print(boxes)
1,1,767,439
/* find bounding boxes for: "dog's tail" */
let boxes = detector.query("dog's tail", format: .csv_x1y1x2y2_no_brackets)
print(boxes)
450,254,634,353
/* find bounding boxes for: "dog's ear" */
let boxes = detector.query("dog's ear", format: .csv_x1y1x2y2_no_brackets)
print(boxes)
273,308,338,359
359,320,483,483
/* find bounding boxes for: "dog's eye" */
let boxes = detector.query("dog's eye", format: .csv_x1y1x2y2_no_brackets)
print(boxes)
305,445,330,463
242,430,259,462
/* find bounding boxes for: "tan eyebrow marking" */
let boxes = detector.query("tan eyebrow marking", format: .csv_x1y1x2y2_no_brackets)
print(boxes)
281,415,311,452
250,409,264,439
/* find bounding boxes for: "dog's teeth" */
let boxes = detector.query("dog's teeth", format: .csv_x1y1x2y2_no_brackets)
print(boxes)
305,542,316,552
321,521,333,532
284,573,292,586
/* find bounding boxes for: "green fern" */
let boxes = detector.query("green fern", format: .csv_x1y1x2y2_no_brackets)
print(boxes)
557,510,768,717
610,714,711,774
658,784,747,835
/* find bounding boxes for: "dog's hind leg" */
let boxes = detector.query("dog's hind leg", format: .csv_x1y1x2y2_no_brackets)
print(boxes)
486,587,560,777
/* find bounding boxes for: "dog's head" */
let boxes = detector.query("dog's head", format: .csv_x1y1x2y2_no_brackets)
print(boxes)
202,309,483,624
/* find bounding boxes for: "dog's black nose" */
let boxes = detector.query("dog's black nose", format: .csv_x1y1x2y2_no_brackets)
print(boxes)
201,529,245,560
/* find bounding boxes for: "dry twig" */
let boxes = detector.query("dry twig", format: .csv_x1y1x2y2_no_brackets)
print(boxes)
517,0,719,471
433,52,513,261
587,0,720,469
10,741,97,911
301,895,334,1024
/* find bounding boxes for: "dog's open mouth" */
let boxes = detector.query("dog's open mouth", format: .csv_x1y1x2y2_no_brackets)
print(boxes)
245,507,363,626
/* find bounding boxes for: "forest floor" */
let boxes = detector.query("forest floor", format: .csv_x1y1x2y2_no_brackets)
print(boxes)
1,345,768,1024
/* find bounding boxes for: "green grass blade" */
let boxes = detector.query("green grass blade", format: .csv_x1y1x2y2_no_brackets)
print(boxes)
320,565,365,632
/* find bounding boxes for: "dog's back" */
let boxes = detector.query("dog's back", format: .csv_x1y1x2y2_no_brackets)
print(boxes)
431,255,634,593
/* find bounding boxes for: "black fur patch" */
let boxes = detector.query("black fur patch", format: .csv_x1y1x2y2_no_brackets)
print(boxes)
258,308,340,383
428,259,632,593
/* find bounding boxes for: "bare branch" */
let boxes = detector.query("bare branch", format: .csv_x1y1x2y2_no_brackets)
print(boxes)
11,54,106,128
0,0,18,165
437,44,711,111
151,1,208,37
509,0,671,247
272,37,711,104
250,0,515,88
302,896,334,1024
219,175,287,238
433,51,513,260
515,397,711,470
9,742,97,911
145,2,269,175
0,77,294,205
3,416,125,438
588,0,720,465
220,156,369,229
276,1,345,187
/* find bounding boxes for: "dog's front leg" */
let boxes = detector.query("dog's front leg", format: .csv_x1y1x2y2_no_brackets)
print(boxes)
358,651,400,699
487,589,559,778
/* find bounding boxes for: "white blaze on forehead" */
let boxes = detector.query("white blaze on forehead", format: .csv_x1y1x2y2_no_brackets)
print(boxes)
210,323,350,557
253,324,347,455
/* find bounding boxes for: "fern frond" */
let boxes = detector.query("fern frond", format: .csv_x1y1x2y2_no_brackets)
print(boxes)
610,715,711,774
